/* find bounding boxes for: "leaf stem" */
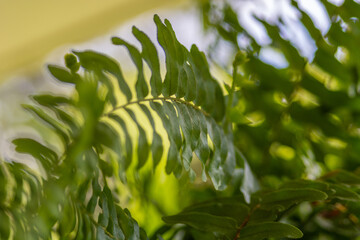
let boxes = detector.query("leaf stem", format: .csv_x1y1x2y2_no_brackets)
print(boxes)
234,204,260,240
103,96,209,117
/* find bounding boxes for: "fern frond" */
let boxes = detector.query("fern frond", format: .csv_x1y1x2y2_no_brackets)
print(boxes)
4,14,246,239
53,14,237,188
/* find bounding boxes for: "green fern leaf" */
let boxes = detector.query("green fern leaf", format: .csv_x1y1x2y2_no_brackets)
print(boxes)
132,26,162,97
73,50,132,102
112,37,149,99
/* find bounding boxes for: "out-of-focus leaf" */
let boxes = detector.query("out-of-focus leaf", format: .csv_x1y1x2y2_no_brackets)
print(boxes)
182,198,249,225
163,212,237,236
32,94,77,131
0,211,10,239
64,53,80,73
329,183,360,201
239,222,303,240
32,94,70,107
117,206,140,240
321,169,360,185
87,195,98,214
240,153,260,203
301,73,349,107
99,194,109,228
139,228,148,240
259,19,305,69
247,209,277,225
103,186,125,240
288,102,341,138
13,138,58,170
22,104,70,143
59,201,76,237
314,48,351,86
280,179,333,195
73,50,132,101
259,188,328,211
48,65,76,84
109,114,133,170
244,57,293,96
94,122,119,152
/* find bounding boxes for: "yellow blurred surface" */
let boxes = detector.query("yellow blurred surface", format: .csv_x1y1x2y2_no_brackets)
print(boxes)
0,0,185,81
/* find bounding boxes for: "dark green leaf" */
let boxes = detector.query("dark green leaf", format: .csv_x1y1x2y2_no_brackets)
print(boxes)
280,179,333,195
260,188,328,211
182,198,249,225
191,108,210,167
87,195,98,214
48,65,76,84
99,192,110,227
150,101,182,174
73,50,132,101
145,130,163,172
109,114,133,170
244,57,293,96
259,19,305,69
0,211,10,239
139,104,163,169
314,48,351,87
59,201,76,236
190,45,225,121
13,138,58,170
183,63,197,101
65,53,80,72
174,103,194,170
22,104,69,143
329,183,360,201
94,122,119,151
163,212,237,236
239,222,303,240
117,206,140,240
301,73,349,107
154,14,178,96
132,26,162,97
162,101,182,150
103,186,125,239
32,94,70,107
321,169,360,185
96,226,108,240
98,72,118,107
124,108,150,169
112,37,149,99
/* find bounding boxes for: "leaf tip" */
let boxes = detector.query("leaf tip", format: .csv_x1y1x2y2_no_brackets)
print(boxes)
131,25,139,33
153,14,161,23
111,37,122,45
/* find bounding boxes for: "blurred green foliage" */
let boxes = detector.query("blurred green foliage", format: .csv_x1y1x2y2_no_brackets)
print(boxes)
1,1,360,239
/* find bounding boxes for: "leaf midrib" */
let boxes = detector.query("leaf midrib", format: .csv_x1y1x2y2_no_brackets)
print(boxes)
103,96,209,118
